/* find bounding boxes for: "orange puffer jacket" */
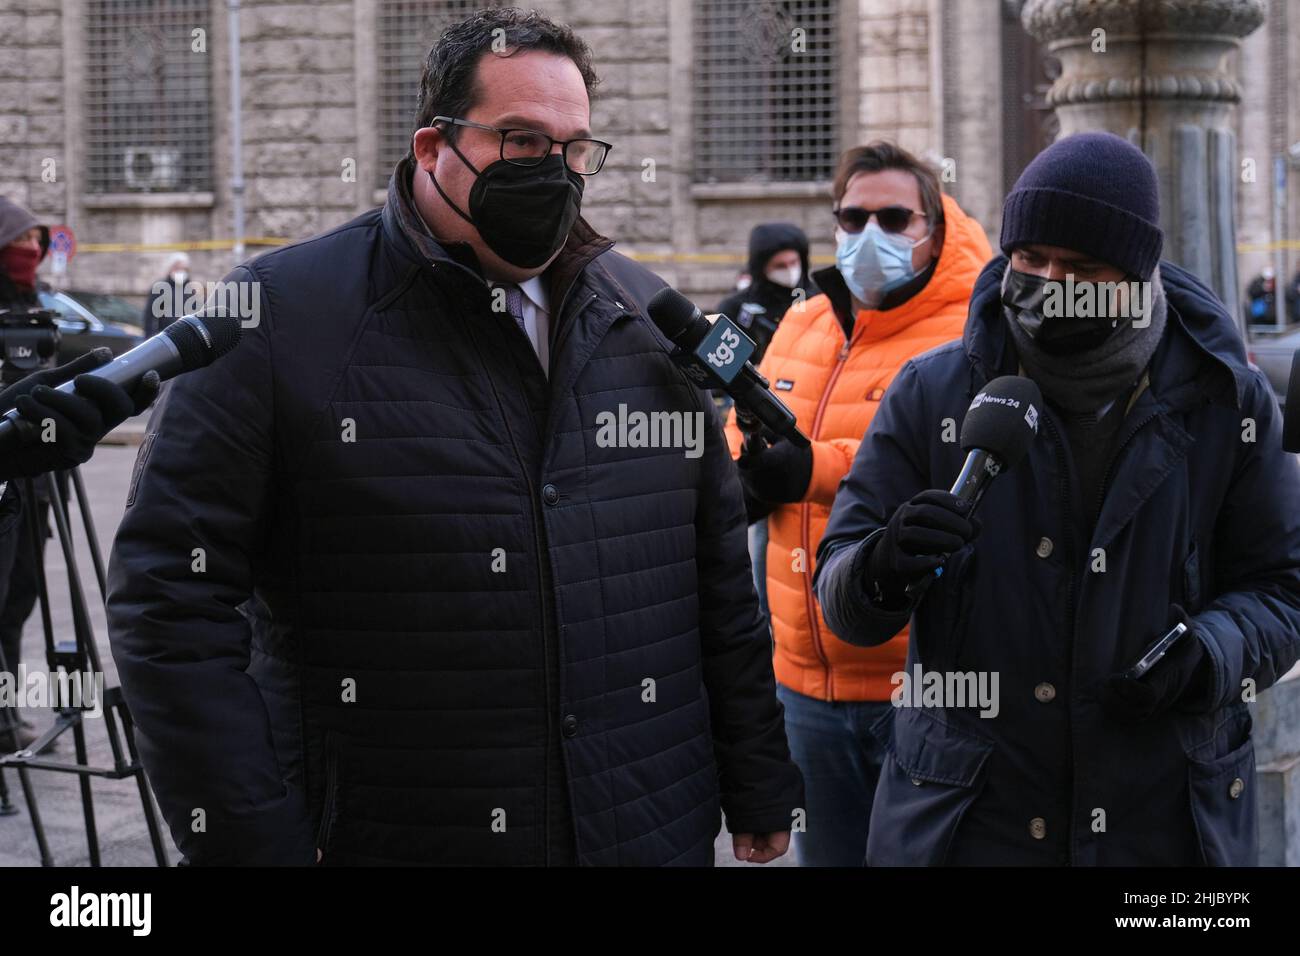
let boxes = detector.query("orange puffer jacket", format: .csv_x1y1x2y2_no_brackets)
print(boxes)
726,193,991,701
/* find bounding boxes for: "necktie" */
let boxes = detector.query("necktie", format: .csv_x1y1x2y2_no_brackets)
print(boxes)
500,283,526,336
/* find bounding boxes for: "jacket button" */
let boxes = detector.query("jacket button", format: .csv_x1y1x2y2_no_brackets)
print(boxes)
542,484,559,506
1029,817,1047,840
1035,537,1054,558
1034,682,1056,703
562,714,579,737
910,777,923,787
1229,777,1245,799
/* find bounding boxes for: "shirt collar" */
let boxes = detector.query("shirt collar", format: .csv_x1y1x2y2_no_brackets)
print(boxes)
517,275,548,314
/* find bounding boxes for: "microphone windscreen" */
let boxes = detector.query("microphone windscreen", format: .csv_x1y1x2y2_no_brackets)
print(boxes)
1284,349,1300,453
163,313,243,372
647,287,702,343
960,375,1043,469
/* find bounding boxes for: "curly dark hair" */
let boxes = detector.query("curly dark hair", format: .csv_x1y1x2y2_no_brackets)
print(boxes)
406,7,600,165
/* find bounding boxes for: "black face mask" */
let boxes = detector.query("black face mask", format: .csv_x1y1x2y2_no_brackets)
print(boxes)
429,139,584,270
1001,268,1124,356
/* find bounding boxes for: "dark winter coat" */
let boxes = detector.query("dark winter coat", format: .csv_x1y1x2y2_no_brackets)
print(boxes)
106,167,803,866
815,256,1300,866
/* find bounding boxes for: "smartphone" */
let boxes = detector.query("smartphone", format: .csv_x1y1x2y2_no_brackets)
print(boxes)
1121,622,1189,681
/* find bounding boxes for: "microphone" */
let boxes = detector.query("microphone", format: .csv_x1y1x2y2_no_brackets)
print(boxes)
1282,348,1300,453
905,375,1042,599
0,312,243,448
646,287,809,447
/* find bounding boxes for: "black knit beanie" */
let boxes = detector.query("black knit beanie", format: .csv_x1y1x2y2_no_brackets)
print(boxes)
1000,132,1164,280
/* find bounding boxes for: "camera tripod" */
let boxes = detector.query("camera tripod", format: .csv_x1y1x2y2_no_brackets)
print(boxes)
0,466,168,866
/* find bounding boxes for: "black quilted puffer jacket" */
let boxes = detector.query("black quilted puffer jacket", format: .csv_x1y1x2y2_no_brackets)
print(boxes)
106,168,803,866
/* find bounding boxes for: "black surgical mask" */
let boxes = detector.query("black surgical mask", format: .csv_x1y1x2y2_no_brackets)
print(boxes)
429,139,584,270
1001,268,1124,356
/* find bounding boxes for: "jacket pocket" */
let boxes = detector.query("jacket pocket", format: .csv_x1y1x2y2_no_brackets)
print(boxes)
1186,710,1257,867
866,704,993,866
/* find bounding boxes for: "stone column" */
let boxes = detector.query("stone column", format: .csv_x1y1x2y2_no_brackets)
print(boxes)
1023,0,1298,866
1021,0,1264,328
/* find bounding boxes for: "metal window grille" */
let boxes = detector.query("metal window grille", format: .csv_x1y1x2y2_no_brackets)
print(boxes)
84,0,213,193
375,0,499,190
693,0,840,184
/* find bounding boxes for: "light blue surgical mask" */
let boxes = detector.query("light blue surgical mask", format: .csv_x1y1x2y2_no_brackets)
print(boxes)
835,220,931,307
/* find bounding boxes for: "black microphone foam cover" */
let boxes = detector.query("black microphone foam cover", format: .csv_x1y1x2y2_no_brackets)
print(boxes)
647,287,703,344
163,313,243,372
960,375,1043,469
1284,349,1300,453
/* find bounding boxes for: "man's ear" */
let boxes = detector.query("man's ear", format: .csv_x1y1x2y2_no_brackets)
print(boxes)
412,126,445,172
930,221,945,262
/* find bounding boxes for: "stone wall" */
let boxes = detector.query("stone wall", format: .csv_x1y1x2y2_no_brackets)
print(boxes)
0,0,67,238
0,0,1293,316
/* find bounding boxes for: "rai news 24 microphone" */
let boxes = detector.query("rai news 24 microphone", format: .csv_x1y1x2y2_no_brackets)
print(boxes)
646,287,810,448
905,375,1043,599
0,312,243,448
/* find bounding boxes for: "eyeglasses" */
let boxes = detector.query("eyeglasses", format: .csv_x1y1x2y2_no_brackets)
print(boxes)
433,116,613,175
832,205,926,235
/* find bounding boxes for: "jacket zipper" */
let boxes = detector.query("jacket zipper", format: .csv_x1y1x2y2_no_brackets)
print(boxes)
1091,411,1160,526
315,733,338,855
1066,403,1159,868
802,334,854,697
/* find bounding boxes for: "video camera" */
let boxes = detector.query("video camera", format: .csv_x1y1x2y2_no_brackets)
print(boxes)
0,308,61,388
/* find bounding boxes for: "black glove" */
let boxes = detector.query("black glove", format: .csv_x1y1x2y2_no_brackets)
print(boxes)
866,489,978,604
0,349,161,479
1102,605,1214,722
737,433,813,506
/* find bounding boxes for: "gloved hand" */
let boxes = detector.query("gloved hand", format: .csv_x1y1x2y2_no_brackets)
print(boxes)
1103,605,1214,721
737,433,813,505
0,349,161,479
866,489,979,604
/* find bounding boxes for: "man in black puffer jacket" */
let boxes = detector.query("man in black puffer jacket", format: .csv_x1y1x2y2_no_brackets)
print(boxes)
105,9,802,866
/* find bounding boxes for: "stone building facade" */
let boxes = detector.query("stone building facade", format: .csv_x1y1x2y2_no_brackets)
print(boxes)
0,0,1296,320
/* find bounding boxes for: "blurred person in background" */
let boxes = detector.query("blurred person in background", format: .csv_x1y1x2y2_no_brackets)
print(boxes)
0,197,157,751
141,252,198,338
724,142,992,865
715,222,817,623
1243,265,1276,324
716,222,816,367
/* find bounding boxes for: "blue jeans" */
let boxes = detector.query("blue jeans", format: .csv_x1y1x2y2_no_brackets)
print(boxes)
776,684,893,867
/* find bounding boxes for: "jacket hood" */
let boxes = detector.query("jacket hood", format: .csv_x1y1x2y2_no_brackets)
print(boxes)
963,255,1252,408
745,221,811,281
0,196,49,262
811,192,993,343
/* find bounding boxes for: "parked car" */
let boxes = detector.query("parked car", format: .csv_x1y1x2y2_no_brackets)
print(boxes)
35,288,145,364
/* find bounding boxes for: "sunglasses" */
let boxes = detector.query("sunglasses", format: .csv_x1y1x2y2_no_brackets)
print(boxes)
832,205,925,235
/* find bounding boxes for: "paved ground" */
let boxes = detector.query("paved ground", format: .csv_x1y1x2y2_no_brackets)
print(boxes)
0,423,793,867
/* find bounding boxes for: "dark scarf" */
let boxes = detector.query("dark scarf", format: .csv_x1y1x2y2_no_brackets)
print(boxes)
1003,264,1168,413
